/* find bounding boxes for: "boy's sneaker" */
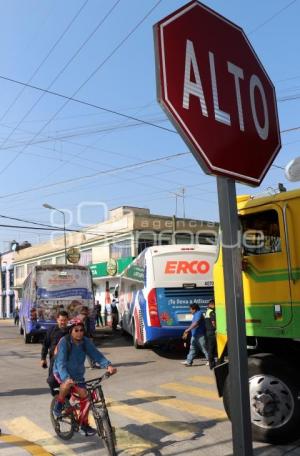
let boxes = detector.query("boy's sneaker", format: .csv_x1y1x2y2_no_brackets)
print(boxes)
181,361,192,366
53,401,64,417
80,424,97,436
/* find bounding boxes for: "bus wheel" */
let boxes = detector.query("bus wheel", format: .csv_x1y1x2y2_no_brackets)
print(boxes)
24,327,31,344
132,320,142,349
223,355,300,444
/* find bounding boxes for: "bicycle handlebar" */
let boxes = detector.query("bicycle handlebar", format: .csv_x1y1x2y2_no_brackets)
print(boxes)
71,372,112,388
85,372,112,386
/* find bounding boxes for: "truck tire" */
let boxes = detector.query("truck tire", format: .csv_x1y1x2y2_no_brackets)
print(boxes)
223,354,300,444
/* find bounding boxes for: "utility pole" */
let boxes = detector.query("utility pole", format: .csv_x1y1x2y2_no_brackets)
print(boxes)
182,187,186,218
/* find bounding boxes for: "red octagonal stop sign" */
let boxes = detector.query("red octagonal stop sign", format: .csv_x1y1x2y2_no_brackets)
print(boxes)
154,1,281,186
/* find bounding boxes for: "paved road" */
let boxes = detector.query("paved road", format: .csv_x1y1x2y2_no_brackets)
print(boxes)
0,319,300,455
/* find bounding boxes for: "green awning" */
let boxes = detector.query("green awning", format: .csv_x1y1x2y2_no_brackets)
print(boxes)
89,257,134,278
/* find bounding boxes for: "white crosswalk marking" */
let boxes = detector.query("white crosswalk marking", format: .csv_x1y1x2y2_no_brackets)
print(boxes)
160,382,220,400
2,417,76,456
127,390,227,420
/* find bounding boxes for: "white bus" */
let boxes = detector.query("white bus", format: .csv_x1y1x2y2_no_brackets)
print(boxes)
118,244,216,348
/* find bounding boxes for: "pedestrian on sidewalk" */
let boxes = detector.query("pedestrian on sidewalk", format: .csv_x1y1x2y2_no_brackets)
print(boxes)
181,303,208,366
94,301,103,327
204,299,217,369
111,299,119,330
13,307,19,326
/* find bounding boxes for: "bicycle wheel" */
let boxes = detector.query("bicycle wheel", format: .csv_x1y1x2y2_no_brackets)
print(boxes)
50,397,75,440
94,410,116,456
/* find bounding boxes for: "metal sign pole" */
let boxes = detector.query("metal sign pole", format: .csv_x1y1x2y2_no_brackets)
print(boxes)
217,176,253,456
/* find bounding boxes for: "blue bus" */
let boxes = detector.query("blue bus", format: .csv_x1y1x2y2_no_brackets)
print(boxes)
118,244,216,348
19,264,94,343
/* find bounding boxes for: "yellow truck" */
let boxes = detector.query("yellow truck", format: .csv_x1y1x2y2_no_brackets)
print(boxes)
214,187,300,444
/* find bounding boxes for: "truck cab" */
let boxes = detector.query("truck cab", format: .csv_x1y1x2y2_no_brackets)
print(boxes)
214,188,300,444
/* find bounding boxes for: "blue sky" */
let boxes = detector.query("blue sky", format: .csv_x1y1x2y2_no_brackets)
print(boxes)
0,0,299,251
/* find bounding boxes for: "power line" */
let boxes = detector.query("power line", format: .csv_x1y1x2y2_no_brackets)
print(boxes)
0,0,122,176
0,152,189,200
277,74,300,84
281,125,300,133
0,213,136,238
0,0,163,177
2,160,210,213
0,76,175,136
3,68,300,150
278,93,300,102
0,0,89,125
0,115,169,151
248,0,298,35
0,69,299,153
0,215,104,237
0,223,64,232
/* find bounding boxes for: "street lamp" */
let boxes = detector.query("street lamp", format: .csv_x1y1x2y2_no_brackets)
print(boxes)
43,203,67,264
285,157,300,182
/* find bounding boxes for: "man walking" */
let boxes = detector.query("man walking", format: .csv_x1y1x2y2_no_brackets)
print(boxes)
204,299,217,369
181,303,208,366
13,307,20,326
94,301,103,327
41,310,69,372
111,299,119,330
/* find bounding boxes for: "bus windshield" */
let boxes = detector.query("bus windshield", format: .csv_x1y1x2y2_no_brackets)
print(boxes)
35,267,93,321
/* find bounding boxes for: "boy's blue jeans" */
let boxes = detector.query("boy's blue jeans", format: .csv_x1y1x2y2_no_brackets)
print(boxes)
186,335,208,365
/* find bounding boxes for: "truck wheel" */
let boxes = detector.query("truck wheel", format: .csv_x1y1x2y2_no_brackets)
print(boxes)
223,355,300,444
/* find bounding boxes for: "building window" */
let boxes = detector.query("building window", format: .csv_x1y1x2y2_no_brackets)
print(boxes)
159,239,170,245
110,240,131,259
9,295,15,316
79,249,92,266
137,238,154,255
1,271,6,289
241,210,282,255
40,259,53,265
56,256,65,265
9,269,14,288
197,232,217,245
175,232,193,244
16,265,25,280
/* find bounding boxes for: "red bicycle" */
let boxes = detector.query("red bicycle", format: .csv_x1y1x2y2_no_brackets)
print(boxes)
50,373,116,456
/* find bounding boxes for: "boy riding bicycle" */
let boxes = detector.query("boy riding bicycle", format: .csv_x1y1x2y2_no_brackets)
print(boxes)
52,318,117,436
